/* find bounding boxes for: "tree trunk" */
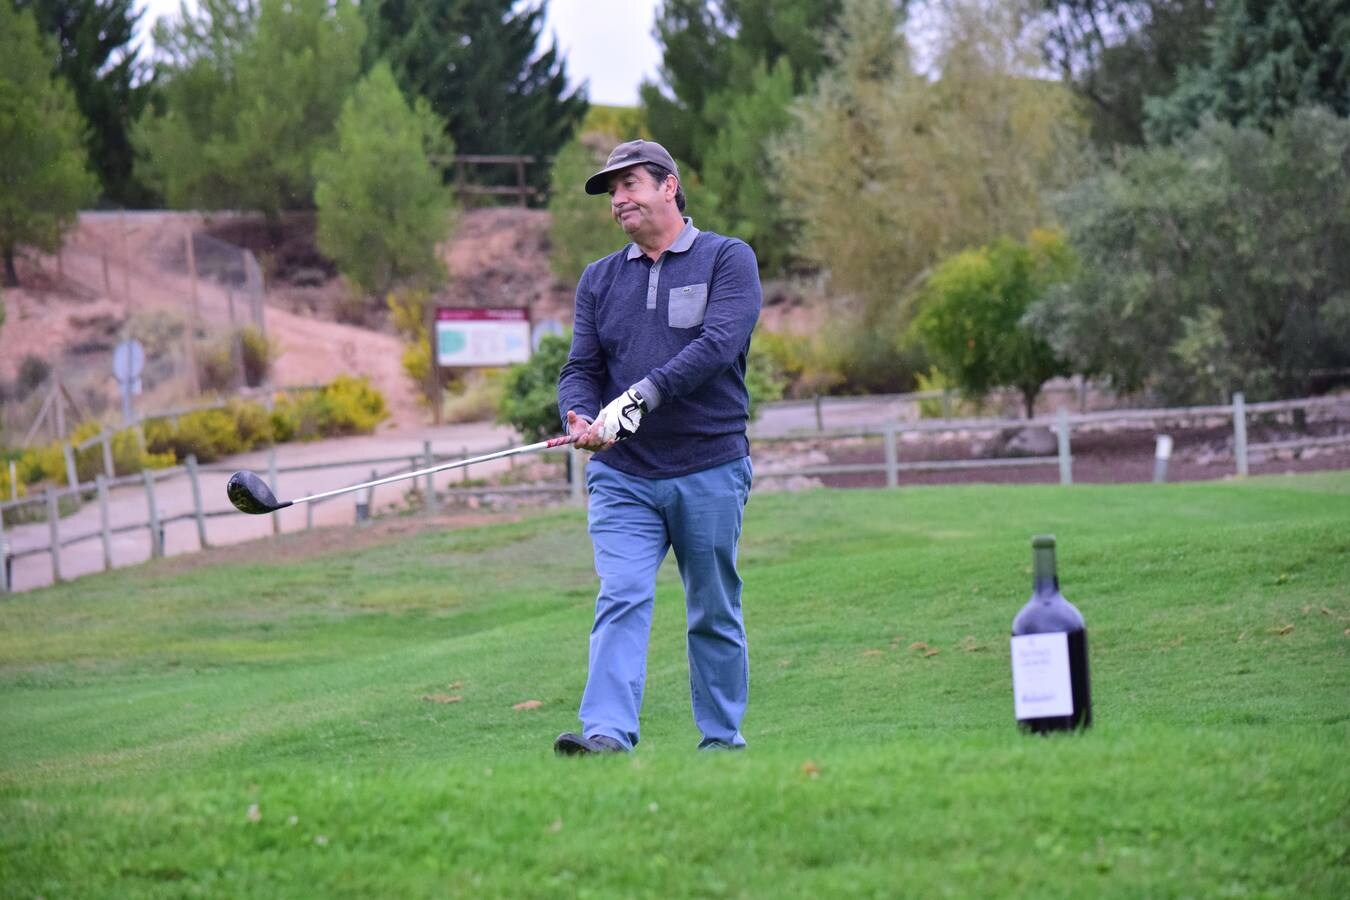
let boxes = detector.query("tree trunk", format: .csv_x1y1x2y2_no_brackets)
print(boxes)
1023,387,1038,420
2,244,18,287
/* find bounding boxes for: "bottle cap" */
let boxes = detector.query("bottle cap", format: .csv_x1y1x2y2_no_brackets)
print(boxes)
1032,534,1056,549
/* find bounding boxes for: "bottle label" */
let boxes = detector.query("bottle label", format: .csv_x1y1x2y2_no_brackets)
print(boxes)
1010,632,1074,719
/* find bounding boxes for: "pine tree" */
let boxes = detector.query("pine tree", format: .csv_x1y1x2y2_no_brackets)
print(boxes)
16,0,153,206
314,63,456,298
364,0,587,195
1145,0,1350,142
0,2,98,285
641,0,844,174
136,0,365,225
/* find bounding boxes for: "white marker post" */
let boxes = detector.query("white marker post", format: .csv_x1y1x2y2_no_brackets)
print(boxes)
1153,434,1173,483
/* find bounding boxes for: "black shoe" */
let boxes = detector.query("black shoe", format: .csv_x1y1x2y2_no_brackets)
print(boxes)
699,740,745,751
553,732,628,755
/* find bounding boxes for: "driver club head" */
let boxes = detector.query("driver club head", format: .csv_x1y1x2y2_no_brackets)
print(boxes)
226,470,291,515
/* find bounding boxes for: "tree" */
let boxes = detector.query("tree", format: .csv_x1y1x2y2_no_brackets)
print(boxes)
363,0,587,195
914,230,1074,417
1144,0,1350,142
641,0,844,174
136,0,364,225
547,134,625,288
314,63,455,299
698,57,799,276
0,2,98,286
16,0,154,206
774,0,1086,329
1027,107,1350,402
1035,0,1217,147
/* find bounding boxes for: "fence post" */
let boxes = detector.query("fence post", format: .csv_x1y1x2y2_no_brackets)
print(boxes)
0,506,10,594
47,489,63,582
356,469,375,524
63,442,79,491
268,448,280,536
1233,391,1248,477
569,451,585,505
96,474,114,571
1056,408,1073,486
101,428,115,479
8,460,17,502
461,445,471,483
884,426,898,488
424,441,438,514
143,470,162,558
1153,435,1173,484
814,395,824,432
186,455,208,549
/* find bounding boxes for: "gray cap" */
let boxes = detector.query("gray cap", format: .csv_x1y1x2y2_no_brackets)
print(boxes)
584,139,680,195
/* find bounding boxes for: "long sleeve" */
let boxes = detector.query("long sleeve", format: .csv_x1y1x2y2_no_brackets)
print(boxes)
557,264,607,428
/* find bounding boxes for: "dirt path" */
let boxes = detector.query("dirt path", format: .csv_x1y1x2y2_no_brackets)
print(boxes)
4,419,537,594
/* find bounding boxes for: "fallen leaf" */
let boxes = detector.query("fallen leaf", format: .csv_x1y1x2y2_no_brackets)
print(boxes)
958,636,985,653
908,641,930,652
863,649,884,658
801,760,821,779
513,699,543,711
1320,607,1332,617
923,648,941,658
448,681,463,689
1275,624,1294,636
547,818,563,833
247,803,261,823
422,693,462,704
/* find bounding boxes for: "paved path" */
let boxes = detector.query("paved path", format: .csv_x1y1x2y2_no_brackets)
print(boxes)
3,420,533,594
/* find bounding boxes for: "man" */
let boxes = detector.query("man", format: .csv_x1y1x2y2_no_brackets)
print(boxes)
553,139,762,755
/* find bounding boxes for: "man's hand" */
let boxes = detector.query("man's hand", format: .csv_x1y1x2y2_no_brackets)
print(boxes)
566,409,609,452
596,387,646,444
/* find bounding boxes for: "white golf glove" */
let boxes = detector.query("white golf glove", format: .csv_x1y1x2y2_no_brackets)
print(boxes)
597,386,647,443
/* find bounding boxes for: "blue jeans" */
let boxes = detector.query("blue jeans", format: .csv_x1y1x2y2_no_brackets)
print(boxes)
579,456,753,749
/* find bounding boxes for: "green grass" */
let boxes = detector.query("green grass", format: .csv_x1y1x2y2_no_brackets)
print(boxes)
2,474,1348,898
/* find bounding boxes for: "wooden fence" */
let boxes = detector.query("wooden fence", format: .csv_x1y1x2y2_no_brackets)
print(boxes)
2,392,1346,594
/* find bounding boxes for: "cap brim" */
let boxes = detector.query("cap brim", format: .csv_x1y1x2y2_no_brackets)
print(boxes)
585,161,644,195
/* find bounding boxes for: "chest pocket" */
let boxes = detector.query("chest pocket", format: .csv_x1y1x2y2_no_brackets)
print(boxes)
668,283,708,329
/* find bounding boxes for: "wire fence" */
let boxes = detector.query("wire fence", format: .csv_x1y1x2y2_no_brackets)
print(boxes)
2,392,1347,595
1,213,268,447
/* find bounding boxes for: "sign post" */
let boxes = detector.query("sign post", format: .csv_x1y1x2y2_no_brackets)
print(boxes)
112,339,145,425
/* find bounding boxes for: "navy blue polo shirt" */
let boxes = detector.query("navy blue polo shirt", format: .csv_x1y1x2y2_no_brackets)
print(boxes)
557,218,763,479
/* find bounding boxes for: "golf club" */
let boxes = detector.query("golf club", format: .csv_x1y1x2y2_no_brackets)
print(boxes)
226,433,581,515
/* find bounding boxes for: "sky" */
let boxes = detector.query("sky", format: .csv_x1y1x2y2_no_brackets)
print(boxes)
137,0,664,107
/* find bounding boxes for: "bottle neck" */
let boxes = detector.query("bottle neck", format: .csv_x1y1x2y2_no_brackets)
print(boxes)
1033,546,1059,595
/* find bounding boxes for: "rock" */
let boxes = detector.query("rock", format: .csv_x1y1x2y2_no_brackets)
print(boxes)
1004,426,1058,457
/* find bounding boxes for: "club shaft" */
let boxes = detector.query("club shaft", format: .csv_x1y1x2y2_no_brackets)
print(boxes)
289,434,579,506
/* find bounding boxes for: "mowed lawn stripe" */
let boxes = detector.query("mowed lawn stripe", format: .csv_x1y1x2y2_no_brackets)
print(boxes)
1,475,1346,897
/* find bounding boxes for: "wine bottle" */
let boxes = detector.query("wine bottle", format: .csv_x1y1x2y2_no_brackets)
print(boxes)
1010,535,1091,733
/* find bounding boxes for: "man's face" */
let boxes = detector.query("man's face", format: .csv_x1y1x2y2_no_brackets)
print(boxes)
608,166,673,237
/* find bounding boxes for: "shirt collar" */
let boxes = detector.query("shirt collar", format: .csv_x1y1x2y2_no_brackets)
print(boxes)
625,217,700,260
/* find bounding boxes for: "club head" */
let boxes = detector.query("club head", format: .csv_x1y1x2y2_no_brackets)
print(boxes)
226,470,291,515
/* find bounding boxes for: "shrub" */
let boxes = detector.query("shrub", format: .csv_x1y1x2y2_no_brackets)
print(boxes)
316,375,388,436
443,370,506,424
196,339,238,394
238,326,276,387
270,377,387,442
746,334,787,420
498,332,571,440
145,409,246,463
